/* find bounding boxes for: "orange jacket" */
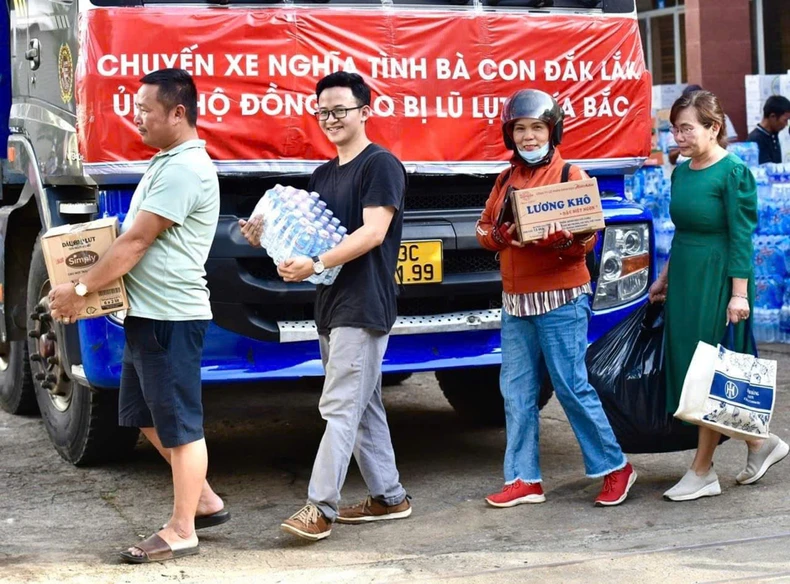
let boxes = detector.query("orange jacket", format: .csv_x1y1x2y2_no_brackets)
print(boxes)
476,151,598,294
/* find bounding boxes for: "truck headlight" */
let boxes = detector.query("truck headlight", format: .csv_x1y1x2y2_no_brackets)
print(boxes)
592,223,650,310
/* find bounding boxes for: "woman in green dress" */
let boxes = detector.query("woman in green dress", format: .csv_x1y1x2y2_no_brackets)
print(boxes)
648,90,789,502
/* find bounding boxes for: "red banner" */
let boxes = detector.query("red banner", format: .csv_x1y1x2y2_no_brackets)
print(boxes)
76,7,652,166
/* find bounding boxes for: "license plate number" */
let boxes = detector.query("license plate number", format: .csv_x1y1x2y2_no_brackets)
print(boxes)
396,240,443,284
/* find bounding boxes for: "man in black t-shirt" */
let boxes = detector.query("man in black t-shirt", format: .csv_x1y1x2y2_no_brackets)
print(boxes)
241,72,410,541
746,95,790,164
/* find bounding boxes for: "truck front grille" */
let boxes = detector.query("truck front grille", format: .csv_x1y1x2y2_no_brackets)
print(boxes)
238,249,499,282
225,174,494,216
443,250,499,274
397,295,502,317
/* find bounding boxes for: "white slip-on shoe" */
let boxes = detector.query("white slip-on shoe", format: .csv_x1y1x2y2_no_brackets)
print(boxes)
663,468,721,502
736,434,790,485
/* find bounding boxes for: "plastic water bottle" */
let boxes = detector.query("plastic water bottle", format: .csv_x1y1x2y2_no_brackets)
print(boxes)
290,224,318,257
276,215,308,263
330,217,341,229
730,142,760,168
754,307,766,343
780,303,790,343
768,308,780,343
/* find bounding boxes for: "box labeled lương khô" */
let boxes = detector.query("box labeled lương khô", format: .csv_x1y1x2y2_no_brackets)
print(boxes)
510,178,605,243
40,217,129,320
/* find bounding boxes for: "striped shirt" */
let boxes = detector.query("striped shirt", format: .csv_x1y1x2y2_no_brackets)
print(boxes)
502,283,593,317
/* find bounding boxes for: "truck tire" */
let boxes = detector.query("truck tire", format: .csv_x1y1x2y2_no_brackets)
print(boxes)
26,241,139,466
382,373,412,387
0,340,38,415
0,225,39,415
436,365,554,426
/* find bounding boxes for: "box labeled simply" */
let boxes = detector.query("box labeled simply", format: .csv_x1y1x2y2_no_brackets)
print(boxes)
41,217,129,320
510,178,605,242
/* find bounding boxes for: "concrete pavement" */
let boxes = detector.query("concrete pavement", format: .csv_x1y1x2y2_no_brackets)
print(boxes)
2,347,790,583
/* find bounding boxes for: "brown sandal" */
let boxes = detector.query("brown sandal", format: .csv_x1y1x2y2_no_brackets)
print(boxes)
119,533,200,564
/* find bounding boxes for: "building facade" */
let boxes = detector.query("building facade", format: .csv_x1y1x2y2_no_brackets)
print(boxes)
638,0,789,138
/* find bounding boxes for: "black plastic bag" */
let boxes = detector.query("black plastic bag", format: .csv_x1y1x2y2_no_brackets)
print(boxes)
586,302,699,453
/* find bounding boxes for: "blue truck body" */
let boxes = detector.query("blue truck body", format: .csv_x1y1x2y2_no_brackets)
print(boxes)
0,0,653,465
79,173,653,389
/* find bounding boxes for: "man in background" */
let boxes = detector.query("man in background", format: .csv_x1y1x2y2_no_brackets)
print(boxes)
747,95,790,164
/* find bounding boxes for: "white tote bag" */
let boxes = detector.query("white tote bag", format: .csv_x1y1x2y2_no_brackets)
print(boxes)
674,325,777,440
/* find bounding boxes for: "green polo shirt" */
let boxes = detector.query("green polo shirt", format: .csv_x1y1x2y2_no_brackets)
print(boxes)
121,139,220,321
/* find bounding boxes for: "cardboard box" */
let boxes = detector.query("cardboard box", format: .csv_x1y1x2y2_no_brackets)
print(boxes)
652,84,687,110
781,131,790,164
510,178,605,243
745,74,788,103
41,217,129,320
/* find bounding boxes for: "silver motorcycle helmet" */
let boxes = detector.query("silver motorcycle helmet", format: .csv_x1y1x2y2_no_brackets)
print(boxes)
501,89,564,166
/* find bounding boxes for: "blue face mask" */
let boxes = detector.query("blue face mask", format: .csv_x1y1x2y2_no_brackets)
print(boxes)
517,142,550,164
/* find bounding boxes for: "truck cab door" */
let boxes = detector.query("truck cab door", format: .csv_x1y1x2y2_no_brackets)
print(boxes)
20,0,78,179
1,1,12,157
8,0,28,105
25,0,76,111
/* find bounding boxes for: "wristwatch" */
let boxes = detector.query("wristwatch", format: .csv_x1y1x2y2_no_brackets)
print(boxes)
74,281,88,297
312,256,325,275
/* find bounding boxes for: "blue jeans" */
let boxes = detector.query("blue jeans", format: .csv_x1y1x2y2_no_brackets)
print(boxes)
499,294,626,483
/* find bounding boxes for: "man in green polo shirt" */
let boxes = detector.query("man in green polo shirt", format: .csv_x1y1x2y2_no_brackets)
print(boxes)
49,68,225,563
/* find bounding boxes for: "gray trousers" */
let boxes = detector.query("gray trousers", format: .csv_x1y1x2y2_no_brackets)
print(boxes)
307,327,406,521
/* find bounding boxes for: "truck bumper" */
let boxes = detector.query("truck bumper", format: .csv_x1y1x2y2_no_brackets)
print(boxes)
77,316,503,388
76,298,644,389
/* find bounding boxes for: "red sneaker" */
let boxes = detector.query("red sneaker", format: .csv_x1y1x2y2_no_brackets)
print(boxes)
485,479,546,508
595,463,637,507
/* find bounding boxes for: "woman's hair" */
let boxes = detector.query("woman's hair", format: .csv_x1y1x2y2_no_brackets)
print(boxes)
669,90,728,148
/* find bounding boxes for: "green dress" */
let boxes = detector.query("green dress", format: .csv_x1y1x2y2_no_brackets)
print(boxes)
665,153,758,414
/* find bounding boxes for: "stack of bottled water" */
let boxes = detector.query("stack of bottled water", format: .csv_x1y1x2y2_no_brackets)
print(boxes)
753,161,790,343
251,184,348,285
728,142,760,168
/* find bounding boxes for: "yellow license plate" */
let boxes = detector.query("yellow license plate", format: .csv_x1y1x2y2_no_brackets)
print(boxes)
396,240,443,285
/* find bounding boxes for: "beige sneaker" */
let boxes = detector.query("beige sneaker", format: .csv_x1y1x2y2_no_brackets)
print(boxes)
280,504,331,541
663,468,721,502
336,496,412,524
736,434,790,485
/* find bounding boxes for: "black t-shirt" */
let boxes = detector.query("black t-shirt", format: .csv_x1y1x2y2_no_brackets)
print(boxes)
309,143,407,335
747,125,782,164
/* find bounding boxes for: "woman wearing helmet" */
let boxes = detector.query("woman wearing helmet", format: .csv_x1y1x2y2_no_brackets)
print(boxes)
476,89,636,508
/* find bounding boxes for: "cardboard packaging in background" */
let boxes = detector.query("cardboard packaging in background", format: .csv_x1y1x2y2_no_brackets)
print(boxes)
652,84,687,110
41,217,129,320
511,178,605,243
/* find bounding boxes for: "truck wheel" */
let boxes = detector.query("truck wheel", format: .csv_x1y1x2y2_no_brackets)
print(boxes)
436,365,554,426
0,340,38,415
26,242,139,466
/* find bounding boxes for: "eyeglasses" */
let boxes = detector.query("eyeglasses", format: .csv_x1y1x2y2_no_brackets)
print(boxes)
315,106,364,121
670,125,703,137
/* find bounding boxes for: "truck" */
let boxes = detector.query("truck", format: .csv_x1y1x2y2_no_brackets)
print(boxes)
0,0,654,465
